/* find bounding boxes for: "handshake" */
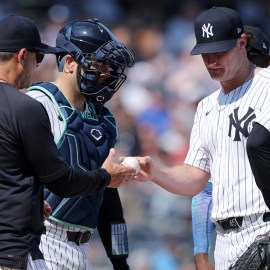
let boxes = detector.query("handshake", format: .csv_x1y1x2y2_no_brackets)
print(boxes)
101,149,141,188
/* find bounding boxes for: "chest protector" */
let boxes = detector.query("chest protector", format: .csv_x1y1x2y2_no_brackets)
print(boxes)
28,82,117,231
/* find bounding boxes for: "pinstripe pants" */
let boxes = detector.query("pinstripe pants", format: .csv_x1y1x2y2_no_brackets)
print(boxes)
27,220,93,270
214,212,270,270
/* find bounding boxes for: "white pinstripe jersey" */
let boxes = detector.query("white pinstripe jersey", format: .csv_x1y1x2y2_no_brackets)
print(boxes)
185,68,270,221
255,88,270,130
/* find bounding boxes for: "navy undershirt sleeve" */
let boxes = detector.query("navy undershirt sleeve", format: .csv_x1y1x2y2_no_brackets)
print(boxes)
17,97,110,197
247,123,270,208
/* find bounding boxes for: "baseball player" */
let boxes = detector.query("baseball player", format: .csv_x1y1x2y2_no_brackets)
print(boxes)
135,7,270,270
192,25,270,270
27,19,134,270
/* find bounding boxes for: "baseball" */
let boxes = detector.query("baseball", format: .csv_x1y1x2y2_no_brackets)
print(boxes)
121,157,140,174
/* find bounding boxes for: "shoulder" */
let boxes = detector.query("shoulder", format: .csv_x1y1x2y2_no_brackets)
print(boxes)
26,89,53,104
196,89,220,113
4,86,45,113
27,82,58,101
17,92,47,118
255,67,270,81
7,89,49,127
0,85,38,119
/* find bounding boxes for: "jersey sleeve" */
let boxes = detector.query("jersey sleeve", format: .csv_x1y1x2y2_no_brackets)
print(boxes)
26,90,64,140
253,107,270,131
192,181,215,256
184,100,210,172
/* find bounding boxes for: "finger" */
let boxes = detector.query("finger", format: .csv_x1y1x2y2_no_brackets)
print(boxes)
118,155,125,163
107,148,115,162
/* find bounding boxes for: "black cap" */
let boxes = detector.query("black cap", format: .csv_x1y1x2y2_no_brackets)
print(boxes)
190,7,244,55
0,15,55,53
245,25,269,55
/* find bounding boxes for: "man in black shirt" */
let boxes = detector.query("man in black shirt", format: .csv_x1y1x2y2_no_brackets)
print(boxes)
0,15,136,270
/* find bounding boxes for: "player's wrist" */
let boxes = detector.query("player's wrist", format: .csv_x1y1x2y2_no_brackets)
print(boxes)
110,257,130,270
99,168,111,186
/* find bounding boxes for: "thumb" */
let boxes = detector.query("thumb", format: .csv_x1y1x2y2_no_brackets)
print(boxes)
107,148,115,162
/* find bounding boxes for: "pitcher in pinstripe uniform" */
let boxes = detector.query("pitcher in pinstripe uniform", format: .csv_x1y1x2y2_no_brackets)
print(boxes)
26,19,134,270
134,7,270,270
191,25,270,270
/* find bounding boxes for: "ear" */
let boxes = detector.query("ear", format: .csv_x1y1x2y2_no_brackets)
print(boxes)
17,48,27,65
238,34,248,51
63,55,76,73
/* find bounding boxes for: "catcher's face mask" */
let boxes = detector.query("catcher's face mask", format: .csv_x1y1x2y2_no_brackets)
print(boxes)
55,19,134,105
75,40,133,105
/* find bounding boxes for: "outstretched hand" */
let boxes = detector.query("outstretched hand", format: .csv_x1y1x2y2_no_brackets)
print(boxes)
102,148,137,188
134,156,156,182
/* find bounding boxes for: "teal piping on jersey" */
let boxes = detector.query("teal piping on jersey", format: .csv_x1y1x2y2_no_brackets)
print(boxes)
64,132,88,171
48,216,95,232
28,82,67,145
29,83,118,141
49,197,70,216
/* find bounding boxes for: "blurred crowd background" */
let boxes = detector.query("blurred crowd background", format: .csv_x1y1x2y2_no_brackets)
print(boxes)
1,0,270,269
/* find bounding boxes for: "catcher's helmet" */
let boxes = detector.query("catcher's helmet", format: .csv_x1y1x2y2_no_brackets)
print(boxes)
55,19,134,104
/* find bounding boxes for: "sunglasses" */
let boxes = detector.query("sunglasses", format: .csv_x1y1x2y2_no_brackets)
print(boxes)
27,48,45,64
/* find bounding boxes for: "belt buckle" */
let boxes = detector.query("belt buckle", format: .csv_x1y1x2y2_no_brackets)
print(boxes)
218,217,242,231
75,232,84,245
229,217,242,229
75,231,90,245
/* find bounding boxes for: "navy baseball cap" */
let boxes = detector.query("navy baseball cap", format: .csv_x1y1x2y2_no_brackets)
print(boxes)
190,7,244,55
0,15,55,53
245,25,269,55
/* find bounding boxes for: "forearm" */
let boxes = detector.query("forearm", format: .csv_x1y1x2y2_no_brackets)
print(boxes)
192,182,215,256
98,188,129,270
152,163,210,196
45,167,110,197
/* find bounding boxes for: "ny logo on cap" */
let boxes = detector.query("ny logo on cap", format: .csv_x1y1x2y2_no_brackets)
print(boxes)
202,23,213,38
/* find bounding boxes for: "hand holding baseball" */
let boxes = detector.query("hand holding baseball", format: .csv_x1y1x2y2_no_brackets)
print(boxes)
121,157,140,174
102,149,137,188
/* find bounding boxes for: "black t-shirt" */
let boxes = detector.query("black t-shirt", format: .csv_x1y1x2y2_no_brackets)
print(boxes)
0,83,110,268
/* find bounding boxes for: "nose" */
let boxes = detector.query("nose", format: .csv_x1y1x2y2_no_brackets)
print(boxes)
203,53,219,67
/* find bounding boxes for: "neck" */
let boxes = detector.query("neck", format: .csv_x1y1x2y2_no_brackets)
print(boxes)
54,79,85,110
221,62,256,94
